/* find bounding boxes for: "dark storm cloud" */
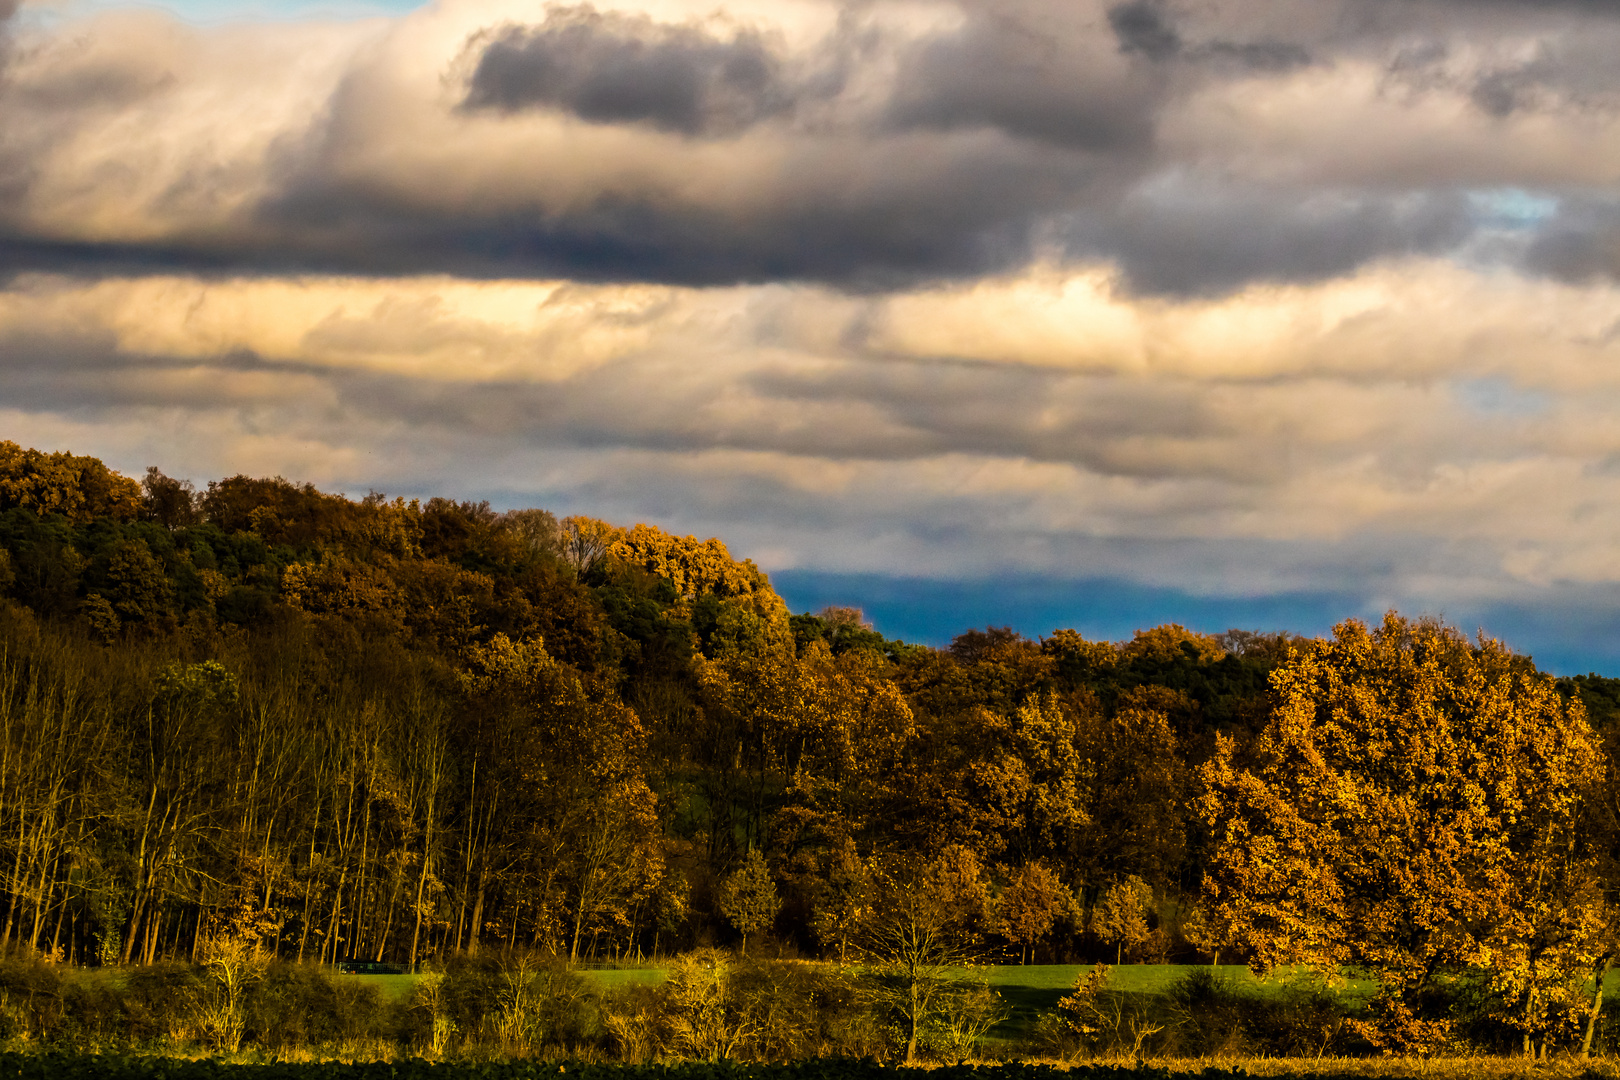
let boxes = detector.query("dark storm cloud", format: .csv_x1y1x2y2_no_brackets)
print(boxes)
1524,198,1620,282
1068,186,1474,297
253,136,1089,286
1196,39,1311,71
1107,0,1181,60
463,7,790,135
882,8,1164,151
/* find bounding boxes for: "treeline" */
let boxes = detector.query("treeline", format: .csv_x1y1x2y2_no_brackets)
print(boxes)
0,440,1617,1057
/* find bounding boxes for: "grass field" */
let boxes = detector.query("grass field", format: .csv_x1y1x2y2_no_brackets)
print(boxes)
337,959,1620,1021
580,967,669,989
337,962,1383,1007
340,973,423,1000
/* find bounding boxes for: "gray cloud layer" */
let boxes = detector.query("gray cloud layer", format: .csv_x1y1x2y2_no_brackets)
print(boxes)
3,0,1620,289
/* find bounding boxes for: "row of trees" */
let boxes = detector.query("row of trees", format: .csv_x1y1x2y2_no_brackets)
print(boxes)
0,440,1616,1056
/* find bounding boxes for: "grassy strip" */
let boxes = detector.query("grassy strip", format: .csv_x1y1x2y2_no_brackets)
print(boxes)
3,1055,1619,1080
347,961,1620,1001
0,1055,1240,1080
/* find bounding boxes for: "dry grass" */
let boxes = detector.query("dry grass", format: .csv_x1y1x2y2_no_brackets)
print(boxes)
988,1056,1620,1078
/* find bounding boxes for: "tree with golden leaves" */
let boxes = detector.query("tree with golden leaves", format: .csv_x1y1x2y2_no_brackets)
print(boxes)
611,522,789,625
716,848,779,957
1091,875,1154,965
1199,613,1603,1054
997,860,1072,964
855,845,992,1063
0,440,141,522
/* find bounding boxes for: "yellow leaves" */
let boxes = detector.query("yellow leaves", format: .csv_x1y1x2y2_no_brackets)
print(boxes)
1091,876,1154,960
611,522,789,626
1201,611,1605,1036
0,439,142,523
996,860,1073,952
561,515,622,577
348,494,423,560
280,556,404,626
1120,624,1225,666
1043,629,1118,679
1055,963,1115,1040
459,632,553,696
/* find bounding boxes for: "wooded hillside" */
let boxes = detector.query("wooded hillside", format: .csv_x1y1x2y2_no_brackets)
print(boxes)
1,440,1616,1054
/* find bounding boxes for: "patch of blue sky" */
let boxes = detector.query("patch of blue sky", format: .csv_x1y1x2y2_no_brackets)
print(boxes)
771,570,1363,652
1450,188,1562,273
1466,187,1560,230
771,570,1620,676
1452,375,1550,418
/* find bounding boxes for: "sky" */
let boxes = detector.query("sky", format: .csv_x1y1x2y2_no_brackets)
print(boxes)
6,0,1620,670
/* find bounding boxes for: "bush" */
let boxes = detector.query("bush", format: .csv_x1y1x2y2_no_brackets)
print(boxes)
245,961,387,1052
0,955,65,1044
652,950,886,1062
420,950,597,1058
1242,979,1346,1058
731,958,882,1060
599,982,665,1064
49,967,127,1051
1164,967,1246,1057
122,961,205,1047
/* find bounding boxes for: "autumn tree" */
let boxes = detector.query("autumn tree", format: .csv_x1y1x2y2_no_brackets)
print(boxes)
141,468,199,528
0,441,141,523
499,508,561,561
566,779,663,962
805,838,871,963
1065,686,1187,896
889,632,1068,859
716,848,779,957
997,860,1071,964
1092,876,1153,965
104,538,174,625
560,516,621,578
1199,613,1604,1053
856,845,992,1063
611,524,788,625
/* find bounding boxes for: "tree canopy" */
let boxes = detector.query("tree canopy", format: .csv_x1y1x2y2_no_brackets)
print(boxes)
0,438,1612,1060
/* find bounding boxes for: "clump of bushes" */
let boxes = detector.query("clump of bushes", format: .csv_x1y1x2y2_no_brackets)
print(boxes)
1042,966,1363,1061
247,961,388,1053
41,948,1620,1064
402,951,598,1059
598,948,890,1062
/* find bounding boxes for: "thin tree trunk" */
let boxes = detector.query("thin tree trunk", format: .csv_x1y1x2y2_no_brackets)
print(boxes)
142,902,161,965
49,898,65,959
376,860,401,963
1586,955,1612,1057
468,878,485,956
409,770,438,968
906,978,919,1063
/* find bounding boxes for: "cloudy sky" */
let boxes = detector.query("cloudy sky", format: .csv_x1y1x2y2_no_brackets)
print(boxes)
6,0,1620,668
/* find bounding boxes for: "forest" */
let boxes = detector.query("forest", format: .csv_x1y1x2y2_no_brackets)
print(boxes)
1,437,1619,1064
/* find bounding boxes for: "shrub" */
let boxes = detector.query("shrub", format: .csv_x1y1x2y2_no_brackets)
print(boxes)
0,955,64,1044
121,961,204,1048
423,950,597,1058
1164,967,1246,1057
50,966,127,1051
599,981,665,1064
245,961,386,1052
